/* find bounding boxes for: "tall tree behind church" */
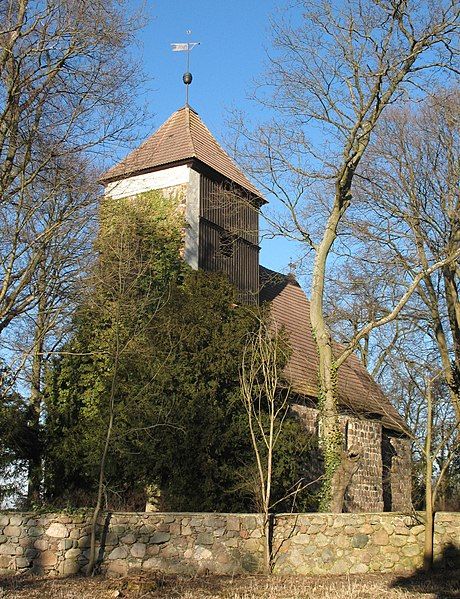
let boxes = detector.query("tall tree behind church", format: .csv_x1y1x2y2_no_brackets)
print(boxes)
232,0,460,511
0,0,147,504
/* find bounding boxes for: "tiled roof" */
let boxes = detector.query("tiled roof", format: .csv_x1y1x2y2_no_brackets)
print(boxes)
260,266,407,433
100,106,264,199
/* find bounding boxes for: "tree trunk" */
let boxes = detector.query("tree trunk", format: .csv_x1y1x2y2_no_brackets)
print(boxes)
412,222,460,421
87,353,118,576
310,202,346,511
86,405,114,576
263,511,271,574
443,263,460,395
424,384,434,573
27,263,47,506
264,512,274,575
424,478,434,573
329,449,361,513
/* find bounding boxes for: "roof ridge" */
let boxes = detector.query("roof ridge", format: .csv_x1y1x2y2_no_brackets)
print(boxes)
260,265,301,288
191,110,246,175
185,106,196,155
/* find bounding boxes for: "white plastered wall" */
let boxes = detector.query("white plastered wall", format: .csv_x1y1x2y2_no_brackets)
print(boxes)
104,166,190,199
104,164,200,270
184,168,200,270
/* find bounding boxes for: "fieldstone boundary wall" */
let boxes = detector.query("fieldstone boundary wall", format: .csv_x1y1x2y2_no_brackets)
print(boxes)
0,511,458,577
273,512,459,574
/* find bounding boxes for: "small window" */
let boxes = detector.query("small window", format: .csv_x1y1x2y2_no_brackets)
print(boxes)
219,232,236,259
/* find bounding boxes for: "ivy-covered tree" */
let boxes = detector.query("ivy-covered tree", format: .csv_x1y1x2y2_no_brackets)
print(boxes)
43,190,316,515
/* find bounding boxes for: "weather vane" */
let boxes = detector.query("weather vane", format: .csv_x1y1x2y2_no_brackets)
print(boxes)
171,31,200,106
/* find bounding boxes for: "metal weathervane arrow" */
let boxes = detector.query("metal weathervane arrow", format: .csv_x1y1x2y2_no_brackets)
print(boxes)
171,30,200,106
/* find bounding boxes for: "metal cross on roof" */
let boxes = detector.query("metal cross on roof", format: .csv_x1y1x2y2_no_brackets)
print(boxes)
171,31,200,106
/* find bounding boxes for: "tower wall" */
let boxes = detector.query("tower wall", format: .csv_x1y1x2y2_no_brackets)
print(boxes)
199,174,260,304
104,166,190,199
184,169,200,269
104,165,199,271
104,167,261,303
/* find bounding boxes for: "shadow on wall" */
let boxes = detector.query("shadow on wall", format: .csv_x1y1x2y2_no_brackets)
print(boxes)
381,433,397,512
390,543,460,599
95,512,113,574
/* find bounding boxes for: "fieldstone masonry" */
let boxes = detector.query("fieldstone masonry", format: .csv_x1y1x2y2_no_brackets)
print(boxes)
0,511,458,577
291,404,412,513
273,512,459,574
382,433,412,512
0,512,264,577
344,419,384,512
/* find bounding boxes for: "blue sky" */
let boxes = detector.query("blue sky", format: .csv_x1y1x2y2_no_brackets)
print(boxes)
125,0,299,274
138,0,279,130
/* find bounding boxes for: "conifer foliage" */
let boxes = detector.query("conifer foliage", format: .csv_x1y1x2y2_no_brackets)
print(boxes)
43,191,314,513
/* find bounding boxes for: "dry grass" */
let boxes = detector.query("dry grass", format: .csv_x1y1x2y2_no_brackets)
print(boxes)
0,571,459,599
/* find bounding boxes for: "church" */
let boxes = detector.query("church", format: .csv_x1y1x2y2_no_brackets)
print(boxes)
100,104,412,513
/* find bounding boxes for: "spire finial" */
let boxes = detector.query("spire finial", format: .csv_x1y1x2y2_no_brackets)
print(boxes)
171,31,200,106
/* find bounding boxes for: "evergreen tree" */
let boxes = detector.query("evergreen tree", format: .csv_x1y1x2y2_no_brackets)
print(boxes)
0,363,30,506
43,192,316,512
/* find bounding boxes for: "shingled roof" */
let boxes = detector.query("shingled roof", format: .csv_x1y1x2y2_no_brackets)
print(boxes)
260,267,407,433
100,106,264,199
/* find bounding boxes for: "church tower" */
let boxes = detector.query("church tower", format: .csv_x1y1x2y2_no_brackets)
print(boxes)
100,106,266,304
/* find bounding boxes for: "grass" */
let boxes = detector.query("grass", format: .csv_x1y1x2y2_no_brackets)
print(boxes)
0,571,459,599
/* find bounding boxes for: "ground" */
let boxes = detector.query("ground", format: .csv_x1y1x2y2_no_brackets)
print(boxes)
0,572,459,599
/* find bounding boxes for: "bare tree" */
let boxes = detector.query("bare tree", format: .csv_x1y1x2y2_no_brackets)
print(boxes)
0,0,147,502
0,156,97,505
24,159,97,503
240,318,290,573
320,91,460,518
240,318,322,571
353,90,460,420
232,0,460,510
406,373,459,571
0,0,146,343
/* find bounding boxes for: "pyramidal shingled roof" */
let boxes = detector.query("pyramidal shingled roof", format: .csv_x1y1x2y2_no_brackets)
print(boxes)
100,106,264,199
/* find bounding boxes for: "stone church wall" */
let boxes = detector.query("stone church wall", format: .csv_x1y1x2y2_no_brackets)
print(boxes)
291,403,411,513
382,433,412,512
0,511,458,577
344,419,384,512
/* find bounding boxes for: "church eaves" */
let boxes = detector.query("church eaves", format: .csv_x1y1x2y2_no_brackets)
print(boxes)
100,106,265,201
